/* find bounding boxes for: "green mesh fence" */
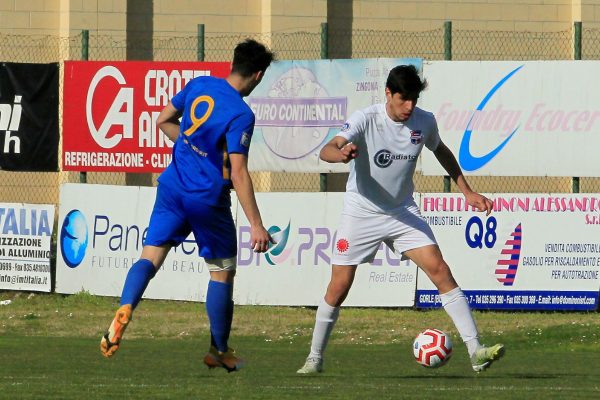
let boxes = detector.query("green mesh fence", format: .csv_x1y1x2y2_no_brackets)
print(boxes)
583,27,600,59
350,28,445,59
452,29,573,60
1,25,599,207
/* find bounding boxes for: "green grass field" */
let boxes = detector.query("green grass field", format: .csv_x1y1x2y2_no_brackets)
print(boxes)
1,291,599,399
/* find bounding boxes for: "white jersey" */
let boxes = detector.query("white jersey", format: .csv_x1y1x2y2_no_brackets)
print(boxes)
337,103,440,213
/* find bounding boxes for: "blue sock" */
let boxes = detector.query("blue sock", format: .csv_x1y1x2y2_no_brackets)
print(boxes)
211,299,234,347
120,259,156,309
225,299,234,344
206,280,233,353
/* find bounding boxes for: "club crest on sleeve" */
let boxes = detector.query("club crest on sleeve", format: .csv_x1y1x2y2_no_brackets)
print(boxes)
240,132,251,147
410,130,422,144
341,122,351,132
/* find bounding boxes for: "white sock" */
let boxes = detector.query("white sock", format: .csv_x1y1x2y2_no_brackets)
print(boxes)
307,298,340,359
440,287,480,357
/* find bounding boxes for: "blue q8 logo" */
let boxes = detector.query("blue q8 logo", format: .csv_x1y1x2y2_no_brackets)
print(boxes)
465,216,497,249
459,65,523,171
60,210,89,268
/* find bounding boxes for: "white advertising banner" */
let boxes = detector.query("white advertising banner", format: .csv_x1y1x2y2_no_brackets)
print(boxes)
235,192,417,306
419,61,600,177
55,184,417,306
0,203,54,292
56,183,218,301
247,58,422,173
416,193,600,310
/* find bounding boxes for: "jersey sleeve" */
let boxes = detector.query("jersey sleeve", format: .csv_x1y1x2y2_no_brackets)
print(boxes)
170,81,191,111
336,109,366,143
425,114,441,151
226,110,255,156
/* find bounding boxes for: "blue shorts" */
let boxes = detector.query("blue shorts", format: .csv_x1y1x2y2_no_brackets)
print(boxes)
144,184,237,259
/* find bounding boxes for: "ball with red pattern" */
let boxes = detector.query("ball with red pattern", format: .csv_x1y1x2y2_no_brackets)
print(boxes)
413,328,453,368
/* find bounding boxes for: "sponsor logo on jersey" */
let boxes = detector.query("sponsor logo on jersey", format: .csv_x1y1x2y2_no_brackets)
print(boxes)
410,130,422,144
341,122,350,132
373,149,418,168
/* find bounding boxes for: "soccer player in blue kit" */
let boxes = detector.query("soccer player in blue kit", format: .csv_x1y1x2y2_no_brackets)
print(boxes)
100,39,274,372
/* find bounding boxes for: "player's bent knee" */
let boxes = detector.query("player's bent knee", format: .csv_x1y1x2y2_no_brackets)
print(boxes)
429,262,449,276
424,262,453,283
326,283,352,306
206,257,237,272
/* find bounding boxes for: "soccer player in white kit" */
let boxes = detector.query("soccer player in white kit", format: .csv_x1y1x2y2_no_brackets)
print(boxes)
297,64,505,374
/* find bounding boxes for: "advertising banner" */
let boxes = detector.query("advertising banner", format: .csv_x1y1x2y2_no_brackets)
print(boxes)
55,183,217,301
419,61,600,177
247,58,422,173
0,203,54,292
56,184,417,306
62,61,230,173
416,193,600,310
0,63,58,171
235,193,417,306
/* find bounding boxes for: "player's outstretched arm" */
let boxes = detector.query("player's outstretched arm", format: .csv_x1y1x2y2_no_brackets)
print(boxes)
319,136,358,164
433,141,493,215
229,153,273,252
157,102,182,142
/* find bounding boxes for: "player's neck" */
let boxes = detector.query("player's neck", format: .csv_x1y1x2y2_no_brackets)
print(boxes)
225,75,245,95
226,74,257,97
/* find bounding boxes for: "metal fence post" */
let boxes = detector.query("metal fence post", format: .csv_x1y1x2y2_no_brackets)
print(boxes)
82,29,89,61
443,21,452,193
320,22,328,192
80,29,89,184
573,21,582,193
320,22,328,59
574,21,582,60
444,20,452,61
197,24,205,61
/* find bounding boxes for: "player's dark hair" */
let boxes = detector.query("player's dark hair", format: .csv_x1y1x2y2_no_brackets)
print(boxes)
386,64,427,101
231,39,275,77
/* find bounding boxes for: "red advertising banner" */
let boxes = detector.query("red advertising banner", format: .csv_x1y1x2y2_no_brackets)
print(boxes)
62,61,230,172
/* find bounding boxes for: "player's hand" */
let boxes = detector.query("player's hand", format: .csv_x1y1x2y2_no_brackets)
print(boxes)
466,192,493,216
251,225,275,253
340,142,358,163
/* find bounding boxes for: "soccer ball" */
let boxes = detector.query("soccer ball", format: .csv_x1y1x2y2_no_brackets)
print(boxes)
413,328,453,368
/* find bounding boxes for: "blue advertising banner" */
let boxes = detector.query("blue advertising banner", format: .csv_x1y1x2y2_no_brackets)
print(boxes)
417,290,597,311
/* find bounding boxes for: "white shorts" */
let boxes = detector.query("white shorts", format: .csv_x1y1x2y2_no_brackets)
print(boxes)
205,257,237,272
332,201,437,266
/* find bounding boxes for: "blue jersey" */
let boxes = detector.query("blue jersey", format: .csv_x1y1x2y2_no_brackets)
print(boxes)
158,76,254,207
